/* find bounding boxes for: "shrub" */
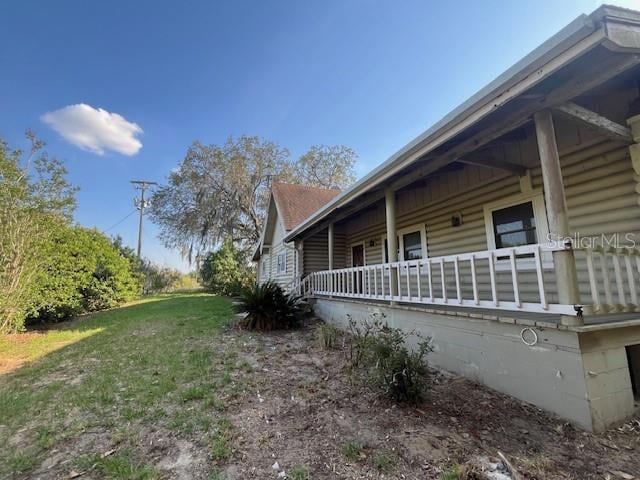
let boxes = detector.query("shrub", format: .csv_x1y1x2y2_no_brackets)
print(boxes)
345,313,432,403
237,281,304,331
29,226,142,322
200,240,254,296
316,322,339,349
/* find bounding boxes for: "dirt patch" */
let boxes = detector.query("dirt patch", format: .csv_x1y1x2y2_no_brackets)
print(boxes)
218,320,640,479
5,317,640,479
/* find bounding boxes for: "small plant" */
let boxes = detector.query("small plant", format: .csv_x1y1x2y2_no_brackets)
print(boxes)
36,425,56,449
439,464,462,480
374,451,395,473
7,451,37,474
345,313,432,403
288,465,310,480
75,452,158,480
210,418,234,461
316,322,339,349
341,439,363,460
181,385,208,402
237,281,304,331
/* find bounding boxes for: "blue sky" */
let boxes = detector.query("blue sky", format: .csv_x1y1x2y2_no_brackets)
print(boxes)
1,0,636,271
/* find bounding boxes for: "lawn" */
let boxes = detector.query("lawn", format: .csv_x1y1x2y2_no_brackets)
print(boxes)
0,293,237,479
1,292,638,480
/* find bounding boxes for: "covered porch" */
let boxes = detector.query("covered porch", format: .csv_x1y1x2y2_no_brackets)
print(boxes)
289,27,640,328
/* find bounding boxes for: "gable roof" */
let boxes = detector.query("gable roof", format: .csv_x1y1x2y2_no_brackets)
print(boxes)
271,182,341,231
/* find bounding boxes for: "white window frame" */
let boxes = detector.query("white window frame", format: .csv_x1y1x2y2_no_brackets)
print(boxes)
483,191,552,270
381,223,428,262
276,250,287,275
350,241,367,267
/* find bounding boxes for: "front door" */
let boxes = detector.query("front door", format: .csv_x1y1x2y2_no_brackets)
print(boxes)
352,244,365,293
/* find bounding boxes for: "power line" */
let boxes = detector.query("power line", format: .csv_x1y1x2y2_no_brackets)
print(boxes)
104,209,137,233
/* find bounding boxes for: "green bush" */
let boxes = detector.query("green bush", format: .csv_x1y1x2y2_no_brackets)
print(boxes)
200,240,254,296
31,226,142,321
237,281,304,331
345,314,432,403
0,135,143,331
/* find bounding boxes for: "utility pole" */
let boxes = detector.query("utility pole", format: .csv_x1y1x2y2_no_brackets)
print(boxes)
131,180,157,258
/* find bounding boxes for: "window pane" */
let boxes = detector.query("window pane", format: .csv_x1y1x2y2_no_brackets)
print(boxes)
492,202,537,248
403,231,423,260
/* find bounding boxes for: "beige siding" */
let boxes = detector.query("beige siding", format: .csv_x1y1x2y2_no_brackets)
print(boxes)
326,122,639,305
262,213,296,290
303,229,329,275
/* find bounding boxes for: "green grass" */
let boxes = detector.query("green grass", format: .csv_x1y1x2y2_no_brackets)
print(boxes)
439,464,462,480
289,465,310,480
209,417,235,461
75,451,158,479
340,439,363,460
374,451,395,473
0,292,234,478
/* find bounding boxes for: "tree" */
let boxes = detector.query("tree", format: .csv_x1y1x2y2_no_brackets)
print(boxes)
294,145,356,189
149,136,356,260
200,239,254,295
149,136,293,261
0,132,77,332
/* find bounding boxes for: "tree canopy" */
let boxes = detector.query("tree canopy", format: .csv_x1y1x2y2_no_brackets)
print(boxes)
149,135,357,260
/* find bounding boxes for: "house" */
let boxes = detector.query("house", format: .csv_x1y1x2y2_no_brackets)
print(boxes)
257,5,640,431
253,182,340,290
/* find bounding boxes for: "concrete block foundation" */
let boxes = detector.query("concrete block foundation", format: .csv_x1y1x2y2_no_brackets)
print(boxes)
313,297,640,432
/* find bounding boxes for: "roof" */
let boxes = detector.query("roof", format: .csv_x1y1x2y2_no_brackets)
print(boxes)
284,4,640,243
271,182,341,231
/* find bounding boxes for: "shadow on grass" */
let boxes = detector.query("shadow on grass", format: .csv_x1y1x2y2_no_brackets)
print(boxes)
1,292,229,371
0,291,234,477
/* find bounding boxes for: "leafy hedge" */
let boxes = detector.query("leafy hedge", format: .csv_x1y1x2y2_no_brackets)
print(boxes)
0,135,143,332
32,226,142,322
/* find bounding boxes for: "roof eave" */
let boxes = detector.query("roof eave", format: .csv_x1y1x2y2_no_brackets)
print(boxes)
284,7,636,243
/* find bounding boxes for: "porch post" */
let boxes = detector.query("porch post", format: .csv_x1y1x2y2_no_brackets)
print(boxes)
385,188,398,300
328,223,334,292
534,109,582,326
626,114,640,185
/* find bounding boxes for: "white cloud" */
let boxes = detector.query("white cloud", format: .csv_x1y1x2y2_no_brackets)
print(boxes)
41,104,143,156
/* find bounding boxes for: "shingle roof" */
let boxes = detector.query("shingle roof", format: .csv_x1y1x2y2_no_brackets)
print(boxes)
271,182,341,231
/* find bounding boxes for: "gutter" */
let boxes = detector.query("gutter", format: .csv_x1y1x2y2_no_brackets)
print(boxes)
284,8,615,243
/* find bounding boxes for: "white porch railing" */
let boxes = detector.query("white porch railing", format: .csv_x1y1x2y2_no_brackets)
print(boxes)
578,246,640,314
306,243,579,316
297,243,640,317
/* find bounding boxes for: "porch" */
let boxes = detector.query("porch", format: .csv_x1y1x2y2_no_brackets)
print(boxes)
299,241,640,325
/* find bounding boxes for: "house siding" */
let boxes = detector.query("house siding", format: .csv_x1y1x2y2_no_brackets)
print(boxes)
325,122,640,305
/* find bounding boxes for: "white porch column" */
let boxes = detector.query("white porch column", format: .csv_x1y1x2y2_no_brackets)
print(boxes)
328,223,334,293
385,188,398,299
627,114,640,196
534,109,582,326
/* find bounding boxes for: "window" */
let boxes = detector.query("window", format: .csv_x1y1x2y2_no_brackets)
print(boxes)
484,192,550,269
261,259,268,278
492,202,537,248
382,224,427,262
277,251,287,274
403,231,423,260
